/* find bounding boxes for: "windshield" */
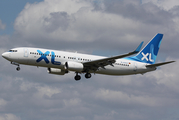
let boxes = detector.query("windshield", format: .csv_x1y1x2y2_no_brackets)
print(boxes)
9,50,17,52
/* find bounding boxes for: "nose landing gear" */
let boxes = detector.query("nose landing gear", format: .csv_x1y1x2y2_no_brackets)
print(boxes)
11,62,20,71
16,66,20,71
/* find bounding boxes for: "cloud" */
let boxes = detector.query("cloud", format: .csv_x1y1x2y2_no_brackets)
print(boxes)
0,0,179,120
12,0,179,58
43,12,71,32
0,114,21,120
142,0,179,10
0,19,6,30
0,35,10,49
1,58,178,120
102,0,172,25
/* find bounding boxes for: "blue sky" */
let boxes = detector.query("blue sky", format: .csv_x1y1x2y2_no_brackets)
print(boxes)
0,0,43,35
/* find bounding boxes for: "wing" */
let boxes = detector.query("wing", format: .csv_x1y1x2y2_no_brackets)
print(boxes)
83,41,144,71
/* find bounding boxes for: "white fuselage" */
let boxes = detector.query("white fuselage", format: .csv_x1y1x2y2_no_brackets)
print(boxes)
2,47,156,76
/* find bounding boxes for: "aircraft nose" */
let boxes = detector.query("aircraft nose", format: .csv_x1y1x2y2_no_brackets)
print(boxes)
2,52,10,59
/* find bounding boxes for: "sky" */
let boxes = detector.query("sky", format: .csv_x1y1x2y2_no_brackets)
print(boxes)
0,0,179,120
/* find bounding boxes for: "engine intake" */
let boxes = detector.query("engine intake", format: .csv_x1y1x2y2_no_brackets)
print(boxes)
65,61,84,72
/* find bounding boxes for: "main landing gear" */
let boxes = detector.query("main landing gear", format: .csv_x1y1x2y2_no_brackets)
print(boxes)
74,74,81,81
11,62,20,71
74,73,92,81
85,73,91,79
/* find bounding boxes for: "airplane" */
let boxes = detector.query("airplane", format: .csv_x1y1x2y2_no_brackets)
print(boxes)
2,33,175,81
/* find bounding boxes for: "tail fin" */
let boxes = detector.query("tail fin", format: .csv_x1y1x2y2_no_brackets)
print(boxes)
129,33,163,64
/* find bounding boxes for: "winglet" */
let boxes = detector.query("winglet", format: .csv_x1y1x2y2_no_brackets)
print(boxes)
132,41,144,54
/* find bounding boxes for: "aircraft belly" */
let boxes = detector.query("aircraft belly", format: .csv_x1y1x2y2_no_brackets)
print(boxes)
96,65,135,75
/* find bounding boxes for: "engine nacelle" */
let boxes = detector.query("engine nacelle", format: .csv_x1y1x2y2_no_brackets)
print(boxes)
65,61,84,72
47,68,67,75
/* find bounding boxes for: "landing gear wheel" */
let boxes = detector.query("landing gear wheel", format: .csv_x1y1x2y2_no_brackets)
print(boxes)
74,75,81,81
16,67,20,71
85,73,91,79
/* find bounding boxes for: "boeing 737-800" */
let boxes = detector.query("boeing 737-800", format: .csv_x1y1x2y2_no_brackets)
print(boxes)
2,33,175,81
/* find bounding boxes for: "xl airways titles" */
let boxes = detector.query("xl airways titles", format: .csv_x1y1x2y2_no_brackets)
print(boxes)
2,33,175,81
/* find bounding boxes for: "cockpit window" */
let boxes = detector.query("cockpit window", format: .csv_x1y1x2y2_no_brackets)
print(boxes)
9,50,17,52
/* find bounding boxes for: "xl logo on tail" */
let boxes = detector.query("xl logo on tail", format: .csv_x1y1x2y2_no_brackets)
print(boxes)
141,52,154,62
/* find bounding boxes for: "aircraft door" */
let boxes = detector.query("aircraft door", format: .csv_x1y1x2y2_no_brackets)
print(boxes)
134,62,137,71
73,56,78,62
24,48,29,57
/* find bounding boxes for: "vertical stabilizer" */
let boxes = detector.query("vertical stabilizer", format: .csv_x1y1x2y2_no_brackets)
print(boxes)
129,33,163,64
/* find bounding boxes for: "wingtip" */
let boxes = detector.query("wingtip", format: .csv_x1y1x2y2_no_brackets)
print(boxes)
169,61,176,63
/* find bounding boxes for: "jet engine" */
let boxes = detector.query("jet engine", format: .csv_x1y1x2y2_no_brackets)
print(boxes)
47,68,67,75
65,61,84,72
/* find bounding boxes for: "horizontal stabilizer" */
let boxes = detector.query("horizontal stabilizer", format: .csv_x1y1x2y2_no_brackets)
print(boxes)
146,61,175,67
